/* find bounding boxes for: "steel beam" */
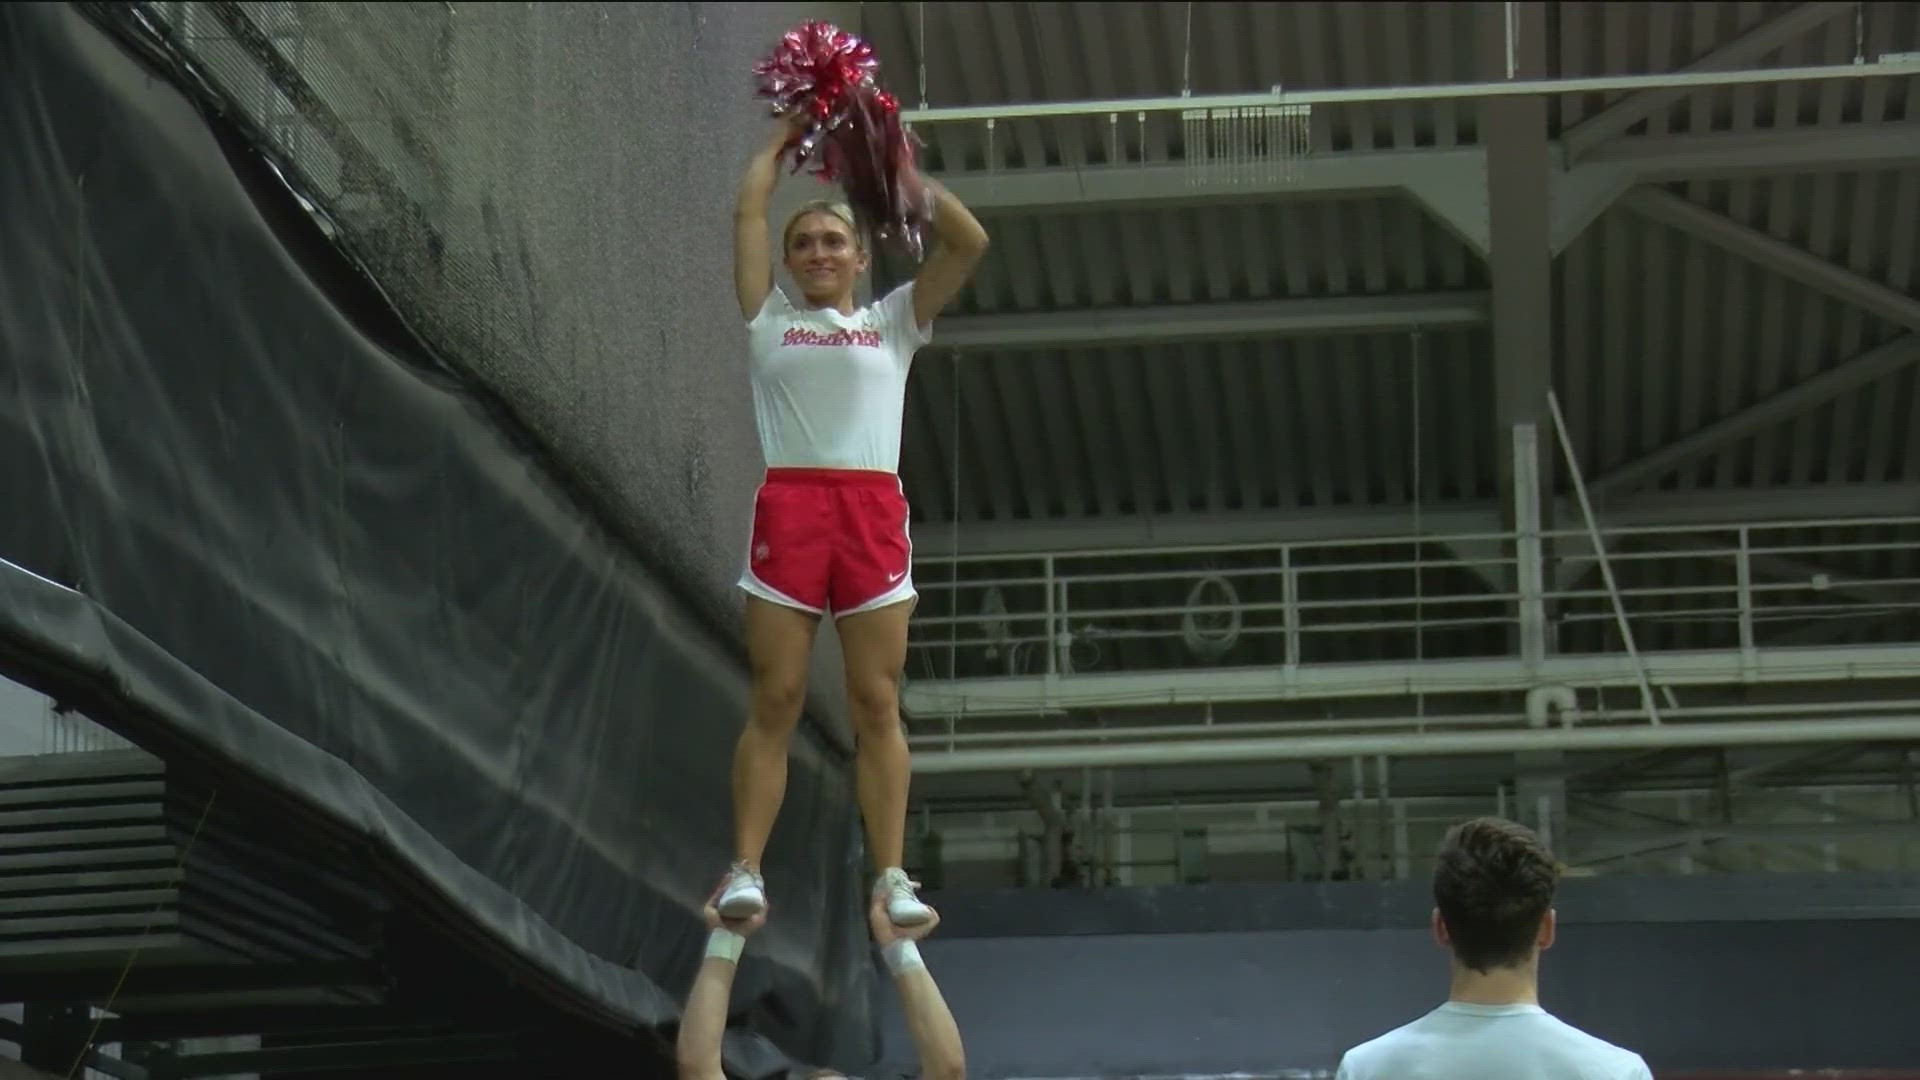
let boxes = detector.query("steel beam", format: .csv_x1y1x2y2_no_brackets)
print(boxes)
1580,122,1920,179
918,505,1502,559
1586,334,1920,502
1622,187,1920,329
930,146,1480,213
902,643,1920,719
1549,123,1920,254
1547,160,1637,257
1403,159,1492,257
936,293,1490,350
917,484,1920,559
1598,483,1920,525
1480,1,1556,660
933,124,1919,253
1560,2,1859,162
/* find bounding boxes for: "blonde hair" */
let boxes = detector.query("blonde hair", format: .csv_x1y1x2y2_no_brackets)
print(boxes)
781,199,863,252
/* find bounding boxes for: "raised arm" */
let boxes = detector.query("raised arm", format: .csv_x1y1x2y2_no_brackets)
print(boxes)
677,947,740,1080
871,895,965,1080
735,121,798,321
890,946,966,1080
676,889,768,1080
910,177,991,329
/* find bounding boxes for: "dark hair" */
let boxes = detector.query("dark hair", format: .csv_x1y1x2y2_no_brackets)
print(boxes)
1431,817,1560,973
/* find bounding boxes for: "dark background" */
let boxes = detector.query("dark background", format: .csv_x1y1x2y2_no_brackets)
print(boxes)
873,878,1920,1076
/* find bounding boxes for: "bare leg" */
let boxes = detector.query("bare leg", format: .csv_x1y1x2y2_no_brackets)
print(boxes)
732,596,822,869
836,598,915,873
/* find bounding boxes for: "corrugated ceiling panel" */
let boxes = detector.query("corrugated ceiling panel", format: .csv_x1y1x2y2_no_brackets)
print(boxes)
863,1,1490,171
1725,170,1911,490
901,327,1495,526
1557,195,1910,490
904,197,1484,317
1553,2,1919,135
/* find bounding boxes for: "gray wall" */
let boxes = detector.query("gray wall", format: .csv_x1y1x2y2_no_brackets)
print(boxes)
429,0,867,742
870,883,1920,1077
169,0,868,745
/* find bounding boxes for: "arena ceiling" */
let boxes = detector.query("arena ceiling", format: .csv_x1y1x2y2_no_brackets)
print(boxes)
853,1,1920,838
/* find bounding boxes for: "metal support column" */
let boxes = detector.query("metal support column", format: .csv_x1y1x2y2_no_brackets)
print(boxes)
1481,3,1556,665
1515,423,1549,668
1281,545,1301,670
1736,527,1758,672
1391,799,1412,880
1310,761,1349,882
1515,750,1569,858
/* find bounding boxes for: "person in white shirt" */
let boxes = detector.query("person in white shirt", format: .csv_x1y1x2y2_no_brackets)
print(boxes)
716,115,989,929
1336,817,1655,1080
676,881,965,1080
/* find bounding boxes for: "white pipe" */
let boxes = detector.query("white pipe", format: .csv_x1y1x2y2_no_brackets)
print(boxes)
1525,685,1580,729
899,58,1920,125
910,715,1920,774
911,711,1504,748
908,697,1920,748
928,780,1919,823
1503,1,1518,81
906,644,1920,719
1547,389,1663,726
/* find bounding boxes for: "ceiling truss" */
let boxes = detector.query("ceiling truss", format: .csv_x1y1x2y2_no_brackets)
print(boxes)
899,3,1920,810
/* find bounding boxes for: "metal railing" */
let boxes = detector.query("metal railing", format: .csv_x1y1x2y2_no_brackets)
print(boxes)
906,515,1920,682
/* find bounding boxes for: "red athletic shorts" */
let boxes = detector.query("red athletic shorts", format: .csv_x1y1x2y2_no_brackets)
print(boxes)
737,468,915,617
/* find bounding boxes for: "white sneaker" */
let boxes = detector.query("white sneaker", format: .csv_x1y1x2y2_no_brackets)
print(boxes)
875,867,933,926
715,862,766,919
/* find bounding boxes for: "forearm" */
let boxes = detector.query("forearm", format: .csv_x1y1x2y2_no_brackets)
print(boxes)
886,942,965,1080
736,128,791,220
925,179,989,254
676,937,744,1080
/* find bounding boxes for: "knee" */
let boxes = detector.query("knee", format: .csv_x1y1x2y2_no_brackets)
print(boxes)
846,675,901,737
749,670,808,734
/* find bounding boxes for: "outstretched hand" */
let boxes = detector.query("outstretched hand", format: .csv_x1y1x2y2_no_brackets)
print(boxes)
868,890,939,947
704,880,768,936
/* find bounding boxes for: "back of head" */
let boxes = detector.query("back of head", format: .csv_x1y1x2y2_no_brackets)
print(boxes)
1431,817,1560,972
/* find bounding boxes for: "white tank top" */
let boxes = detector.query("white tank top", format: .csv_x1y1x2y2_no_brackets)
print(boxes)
747,282,931,473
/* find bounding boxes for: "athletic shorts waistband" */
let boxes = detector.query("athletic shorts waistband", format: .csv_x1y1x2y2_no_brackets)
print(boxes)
763,467,901,491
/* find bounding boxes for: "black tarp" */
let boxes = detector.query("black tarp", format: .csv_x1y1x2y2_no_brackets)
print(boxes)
0,3,877,1071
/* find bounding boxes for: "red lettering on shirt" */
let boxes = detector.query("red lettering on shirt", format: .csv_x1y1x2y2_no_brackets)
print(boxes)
782,326,883,349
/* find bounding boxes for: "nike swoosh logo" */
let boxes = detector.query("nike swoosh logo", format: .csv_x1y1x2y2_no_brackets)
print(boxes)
888,570,906,582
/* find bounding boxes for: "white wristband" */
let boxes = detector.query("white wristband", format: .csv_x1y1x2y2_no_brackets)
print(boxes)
882,939,924,976
705,928,744,964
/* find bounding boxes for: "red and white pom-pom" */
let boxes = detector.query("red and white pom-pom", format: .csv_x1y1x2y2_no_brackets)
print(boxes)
752,22,932,260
